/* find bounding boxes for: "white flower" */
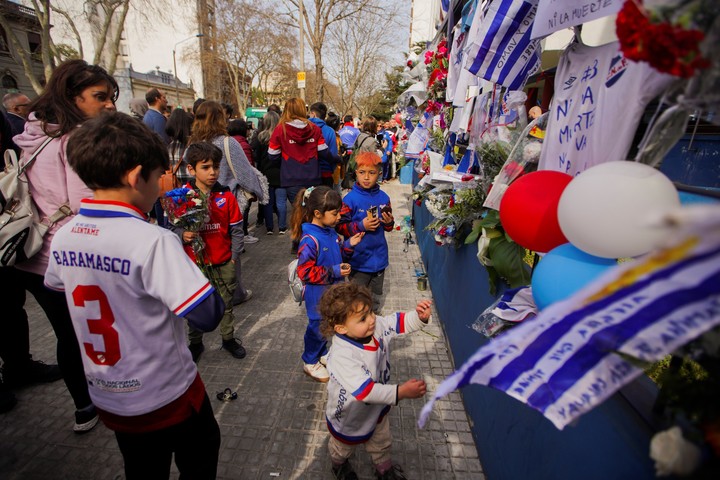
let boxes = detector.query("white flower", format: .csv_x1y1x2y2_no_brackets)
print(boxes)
649,426,701,476
522,142,542,163
192,198,202,206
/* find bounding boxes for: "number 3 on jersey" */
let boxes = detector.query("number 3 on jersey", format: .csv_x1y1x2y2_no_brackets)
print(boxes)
72,285,121,366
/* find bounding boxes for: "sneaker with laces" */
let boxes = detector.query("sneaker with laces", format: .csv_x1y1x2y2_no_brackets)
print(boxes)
303,362,329,383
222,338,247,359
74,406,99,434
319,354,328,366
188,342,205,363
232,289,253,306
278,229,287,235
244,235,259,244
266,231,274,235
2,359,63,388
332,460,359,480
375,465,407,480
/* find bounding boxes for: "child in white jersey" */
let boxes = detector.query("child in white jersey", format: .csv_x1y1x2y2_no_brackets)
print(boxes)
44,112,225,479
318,283,432,480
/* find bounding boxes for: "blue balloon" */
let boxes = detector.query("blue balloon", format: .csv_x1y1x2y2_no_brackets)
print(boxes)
531,243,617,310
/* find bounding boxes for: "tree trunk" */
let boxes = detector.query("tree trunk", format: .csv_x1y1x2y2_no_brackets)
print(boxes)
313,46,323,102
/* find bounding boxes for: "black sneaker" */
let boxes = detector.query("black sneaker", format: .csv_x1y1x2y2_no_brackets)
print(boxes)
188,342,205,363
375,465,407,480
74,406,99,434
222,338,246,359
332,460,358,480
2,360,63,388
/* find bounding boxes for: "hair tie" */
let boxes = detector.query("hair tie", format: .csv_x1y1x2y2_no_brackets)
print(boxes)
302,186,315,206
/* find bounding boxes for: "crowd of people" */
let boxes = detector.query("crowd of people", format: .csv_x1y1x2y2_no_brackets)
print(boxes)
0,59,426,480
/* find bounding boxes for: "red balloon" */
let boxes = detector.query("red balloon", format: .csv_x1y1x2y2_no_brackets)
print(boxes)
499,171,572,253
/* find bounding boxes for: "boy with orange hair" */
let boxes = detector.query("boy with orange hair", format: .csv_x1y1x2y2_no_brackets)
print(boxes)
336,152,394,312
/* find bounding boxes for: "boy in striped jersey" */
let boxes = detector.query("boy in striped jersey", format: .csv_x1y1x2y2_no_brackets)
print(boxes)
318,283,432,480
45,112,224,479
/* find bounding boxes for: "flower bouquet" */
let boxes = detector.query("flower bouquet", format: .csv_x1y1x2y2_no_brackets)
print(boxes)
161,187,211,273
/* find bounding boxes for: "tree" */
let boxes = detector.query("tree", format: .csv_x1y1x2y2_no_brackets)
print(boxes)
212,0,295,111
324,11,395,117
278,0,385,102
0,0,164,93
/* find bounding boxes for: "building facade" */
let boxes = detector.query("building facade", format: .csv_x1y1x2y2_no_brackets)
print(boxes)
0,0,45,100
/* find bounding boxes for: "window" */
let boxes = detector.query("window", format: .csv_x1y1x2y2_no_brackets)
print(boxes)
2,74,18,90
0,27,9,54
27,32,41,55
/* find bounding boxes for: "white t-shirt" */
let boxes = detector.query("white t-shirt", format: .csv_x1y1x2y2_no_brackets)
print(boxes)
45,199,214,416
538,41,675,177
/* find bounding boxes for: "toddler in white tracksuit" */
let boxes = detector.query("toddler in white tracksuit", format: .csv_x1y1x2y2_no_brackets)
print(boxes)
318,283,432,480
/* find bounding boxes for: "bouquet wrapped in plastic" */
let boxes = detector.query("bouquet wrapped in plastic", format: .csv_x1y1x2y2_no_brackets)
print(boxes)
161,187,211,272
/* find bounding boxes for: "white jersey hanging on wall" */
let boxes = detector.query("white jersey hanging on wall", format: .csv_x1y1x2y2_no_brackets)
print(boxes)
538,40,675,177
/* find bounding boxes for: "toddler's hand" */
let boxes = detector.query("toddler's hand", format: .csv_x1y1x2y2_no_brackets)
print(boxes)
349,232,365,246
182,231,197,244
398,379,427,400
340,263,352,276
363,216,381,231
416,300,433,321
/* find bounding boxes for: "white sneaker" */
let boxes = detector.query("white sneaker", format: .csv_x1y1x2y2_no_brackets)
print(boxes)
244,235,259,244
319,354,328,366
303,362,330,383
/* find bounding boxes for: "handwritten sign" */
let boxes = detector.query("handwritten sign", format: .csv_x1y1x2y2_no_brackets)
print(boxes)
531,0,622,39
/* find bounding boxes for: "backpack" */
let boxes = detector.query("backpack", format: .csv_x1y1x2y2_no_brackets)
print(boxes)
0,138,72,267
287,234,319,305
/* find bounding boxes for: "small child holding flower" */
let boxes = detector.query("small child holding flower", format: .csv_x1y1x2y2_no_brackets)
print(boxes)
170,142,246,362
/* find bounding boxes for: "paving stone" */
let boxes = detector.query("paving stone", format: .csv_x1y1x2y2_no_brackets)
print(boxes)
0,180,483,479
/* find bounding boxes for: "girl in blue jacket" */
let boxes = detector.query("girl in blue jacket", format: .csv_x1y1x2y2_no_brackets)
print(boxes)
290,186,364,382
336,152,395,313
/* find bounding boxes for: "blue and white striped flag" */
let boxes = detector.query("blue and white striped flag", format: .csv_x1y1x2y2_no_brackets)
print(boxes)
464,0,541,91
420,206,720,430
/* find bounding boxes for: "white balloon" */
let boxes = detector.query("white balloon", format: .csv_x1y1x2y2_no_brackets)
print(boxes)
557,161,680,258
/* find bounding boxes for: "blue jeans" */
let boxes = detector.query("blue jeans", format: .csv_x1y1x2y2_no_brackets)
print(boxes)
302,317,328,364
274,187,289,231
382,161,390,181
263,187,278,231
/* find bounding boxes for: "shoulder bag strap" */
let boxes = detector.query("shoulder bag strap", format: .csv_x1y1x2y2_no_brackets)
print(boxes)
18,136,54,176
224,136,238,180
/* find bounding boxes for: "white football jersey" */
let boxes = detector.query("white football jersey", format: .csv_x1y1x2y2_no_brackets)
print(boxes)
45,199,214,416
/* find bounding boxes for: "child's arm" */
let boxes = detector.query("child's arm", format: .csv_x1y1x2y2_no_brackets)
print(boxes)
380,300,433,337
184,291,225,332
297,236,341,284
333,358,426,406
336,202,364,237
340,233,364,261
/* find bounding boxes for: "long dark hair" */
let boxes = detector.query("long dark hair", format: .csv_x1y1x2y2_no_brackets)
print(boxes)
290,186,342,240
166,108,192,158
28,59,119,137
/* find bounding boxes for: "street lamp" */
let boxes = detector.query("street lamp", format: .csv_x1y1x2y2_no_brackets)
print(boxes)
173,33,204,108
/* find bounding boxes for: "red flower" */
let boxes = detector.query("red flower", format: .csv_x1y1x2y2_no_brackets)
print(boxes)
424,50,434,65
616,0,709,78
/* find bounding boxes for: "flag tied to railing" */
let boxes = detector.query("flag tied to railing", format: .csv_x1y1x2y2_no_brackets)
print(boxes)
419,205,720,430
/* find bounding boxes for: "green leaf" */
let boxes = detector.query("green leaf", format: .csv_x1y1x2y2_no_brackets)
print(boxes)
465,220,482,244
486,266,499,296
488,235,531,288
478,209,500,229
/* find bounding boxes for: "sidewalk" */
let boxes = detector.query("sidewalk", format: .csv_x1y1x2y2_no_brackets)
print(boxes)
0,180,483,480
